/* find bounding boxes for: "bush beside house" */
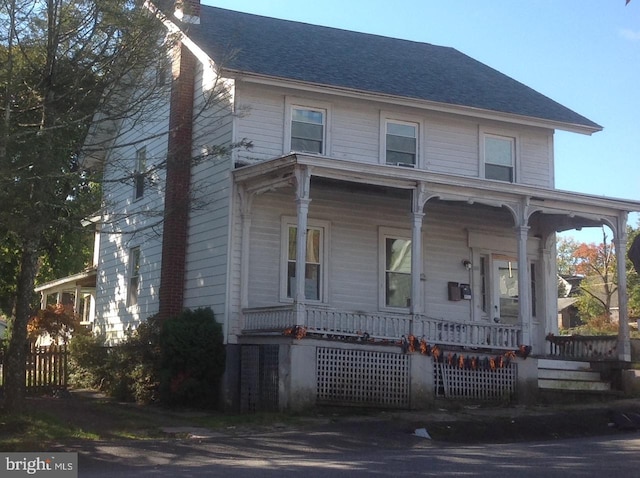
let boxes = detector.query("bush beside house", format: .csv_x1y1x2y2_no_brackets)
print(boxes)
69,307,225,408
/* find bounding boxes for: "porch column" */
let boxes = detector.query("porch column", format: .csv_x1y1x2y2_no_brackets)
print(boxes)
74,285,82,314
238,187,254,311
615,212,631,362
410,211,424,315
294,166,311,326
517,225,532,346
410,183,428,315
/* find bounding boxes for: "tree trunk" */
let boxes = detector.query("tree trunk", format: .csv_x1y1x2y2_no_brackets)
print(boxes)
3,240,40,413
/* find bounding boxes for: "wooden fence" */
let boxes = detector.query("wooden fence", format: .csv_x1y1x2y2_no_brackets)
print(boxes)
0,344,69,394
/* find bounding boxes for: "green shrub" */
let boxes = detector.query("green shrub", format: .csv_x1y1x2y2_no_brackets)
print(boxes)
68,334,111,390
68,308,225,409
158,308,225,409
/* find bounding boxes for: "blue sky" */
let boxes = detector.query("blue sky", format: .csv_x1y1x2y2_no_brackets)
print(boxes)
203,0,640,244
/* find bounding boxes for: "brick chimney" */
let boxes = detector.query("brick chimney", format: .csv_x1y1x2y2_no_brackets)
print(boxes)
174,0,200,24
157,4,199,319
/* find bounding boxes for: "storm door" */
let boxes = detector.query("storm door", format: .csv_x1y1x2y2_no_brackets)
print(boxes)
493,259,519,325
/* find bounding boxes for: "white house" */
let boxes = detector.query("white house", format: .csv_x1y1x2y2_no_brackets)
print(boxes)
74,1,640,410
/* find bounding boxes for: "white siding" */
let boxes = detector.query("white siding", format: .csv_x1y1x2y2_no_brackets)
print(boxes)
233,182,527,333
183,64,235,323
520,131,553,187
234,84,554,186
96,90,170,340
425,116,478,177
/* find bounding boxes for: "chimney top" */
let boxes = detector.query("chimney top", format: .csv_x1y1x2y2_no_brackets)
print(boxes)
175,0,200,24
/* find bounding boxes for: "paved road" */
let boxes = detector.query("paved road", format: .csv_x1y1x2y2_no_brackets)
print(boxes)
68,429,640,477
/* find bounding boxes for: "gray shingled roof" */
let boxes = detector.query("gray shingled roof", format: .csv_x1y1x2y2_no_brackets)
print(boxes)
187,6,600,132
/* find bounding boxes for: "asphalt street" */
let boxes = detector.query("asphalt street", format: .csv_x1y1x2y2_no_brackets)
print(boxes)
66,426,640,477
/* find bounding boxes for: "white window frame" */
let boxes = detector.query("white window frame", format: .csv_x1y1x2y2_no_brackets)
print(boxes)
127,246,141,308
379,227,412,311
280,217,330,303
134,147,147,200
380,113,424,168
481,131,518,183
284,97,331,156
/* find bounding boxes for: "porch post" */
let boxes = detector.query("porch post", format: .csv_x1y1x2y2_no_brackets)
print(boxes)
411,183,428,316
74,285,82,314
238,186,254,311
615,212,631,362
517,224,532,346
294,166,311,326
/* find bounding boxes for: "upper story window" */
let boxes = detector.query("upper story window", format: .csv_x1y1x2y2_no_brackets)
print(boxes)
386,121,418,167
291,107,325,154
134,147,146,200
128,246,141,307
484,134,515,182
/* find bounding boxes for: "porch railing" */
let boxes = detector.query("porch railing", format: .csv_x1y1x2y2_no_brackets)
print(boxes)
243,306,296,331
413,315,521,350
242,306,522,350
545,334,618,360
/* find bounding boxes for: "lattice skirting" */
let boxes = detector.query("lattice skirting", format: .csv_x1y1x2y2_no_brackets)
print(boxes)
316,347,410,408
434,361,517,401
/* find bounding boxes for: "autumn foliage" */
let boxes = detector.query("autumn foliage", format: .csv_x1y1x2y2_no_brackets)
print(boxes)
27,304,88,344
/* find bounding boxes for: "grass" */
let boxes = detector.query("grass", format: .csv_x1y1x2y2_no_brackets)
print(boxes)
0,390,306,451
0,411,99,451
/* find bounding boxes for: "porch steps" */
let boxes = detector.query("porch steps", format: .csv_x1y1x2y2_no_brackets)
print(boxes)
537,358,611,393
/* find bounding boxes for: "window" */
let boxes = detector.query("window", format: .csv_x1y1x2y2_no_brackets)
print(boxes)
291,107,325,154
380,230,412,309
484,135,515,182
281,219,328,302
386,121,417,166
128,247,141,307
479,255,488,314
134,147,146,200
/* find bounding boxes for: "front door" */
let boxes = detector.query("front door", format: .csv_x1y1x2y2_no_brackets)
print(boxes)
493,259,519,325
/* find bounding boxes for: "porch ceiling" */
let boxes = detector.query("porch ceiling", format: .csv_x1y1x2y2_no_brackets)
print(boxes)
233,153,640,230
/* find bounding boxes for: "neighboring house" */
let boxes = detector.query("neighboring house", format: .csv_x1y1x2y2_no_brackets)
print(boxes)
71,1,640,410
558,275,582,329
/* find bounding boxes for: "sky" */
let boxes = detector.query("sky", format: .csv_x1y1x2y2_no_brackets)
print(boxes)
203,0,640,244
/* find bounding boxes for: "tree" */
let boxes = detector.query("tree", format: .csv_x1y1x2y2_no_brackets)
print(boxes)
557,236,581,276
27,303,88,345
572,229,618,323
627,225,640,318
0,0,169,412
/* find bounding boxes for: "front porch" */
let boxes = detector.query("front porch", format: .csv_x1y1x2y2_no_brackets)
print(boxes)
230,153,640,410
242,305,523,351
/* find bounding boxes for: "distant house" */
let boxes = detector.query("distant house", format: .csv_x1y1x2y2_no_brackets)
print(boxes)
49,1,640,409
558,275,582,329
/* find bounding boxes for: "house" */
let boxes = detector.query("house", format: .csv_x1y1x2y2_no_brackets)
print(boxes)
75,1,640,410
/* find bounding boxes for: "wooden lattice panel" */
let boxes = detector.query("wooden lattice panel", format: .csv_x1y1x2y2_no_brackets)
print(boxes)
434,361,517,401
316,347,409,407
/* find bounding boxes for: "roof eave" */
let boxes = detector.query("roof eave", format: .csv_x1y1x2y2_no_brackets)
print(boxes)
223,69,602,136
